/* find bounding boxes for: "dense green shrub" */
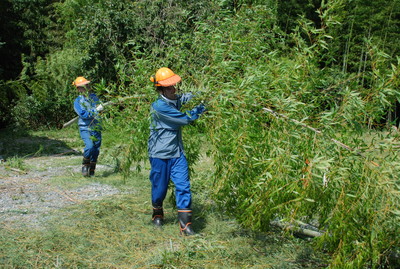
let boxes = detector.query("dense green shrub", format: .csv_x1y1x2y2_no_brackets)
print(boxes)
197,4,400,268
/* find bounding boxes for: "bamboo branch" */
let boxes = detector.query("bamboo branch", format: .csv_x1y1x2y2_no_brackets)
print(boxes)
262,107,379,167
62,95,144,129
9,167,27,174
62,116,79,129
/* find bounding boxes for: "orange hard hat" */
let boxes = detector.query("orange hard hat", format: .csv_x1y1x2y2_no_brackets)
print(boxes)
150,67,181,87
72,76,91,87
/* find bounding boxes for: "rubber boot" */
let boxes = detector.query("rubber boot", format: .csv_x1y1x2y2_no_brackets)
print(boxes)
89,162,96,176
152,206,164,227
178,209,195,236
82,157,90,177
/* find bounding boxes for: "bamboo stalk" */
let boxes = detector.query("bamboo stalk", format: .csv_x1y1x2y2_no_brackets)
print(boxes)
62,95,144,128
342,19,354,73
62,116,79,129
9,167,27,174
270,220,323,238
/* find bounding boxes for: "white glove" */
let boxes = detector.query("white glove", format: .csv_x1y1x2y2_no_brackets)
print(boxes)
96,104,104,112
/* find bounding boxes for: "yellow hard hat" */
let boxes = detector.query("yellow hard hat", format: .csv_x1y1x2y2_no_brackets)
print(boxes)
72,76,91,87
150,67,181,87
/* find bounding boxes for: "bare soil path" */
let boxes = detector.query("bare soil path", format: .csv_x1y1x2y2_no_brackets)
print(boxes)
0,155,121,228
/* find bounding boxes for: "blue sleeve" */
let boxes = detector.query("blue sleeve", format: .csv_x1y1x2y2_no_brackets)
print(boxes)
89,93,100,104
153,101,200,127
74,97,97,119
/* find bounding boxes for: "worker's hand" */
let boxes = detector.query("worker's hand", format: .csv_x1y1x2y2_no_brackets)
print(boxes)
180,92,194,104
96,104,104,112
195,103,206,114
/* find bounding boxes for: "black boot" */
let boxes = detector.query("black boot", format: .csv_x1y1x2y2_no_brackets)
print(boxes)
89,162,96,176
152,206,164,227
82,157,90,177
178,209,195,236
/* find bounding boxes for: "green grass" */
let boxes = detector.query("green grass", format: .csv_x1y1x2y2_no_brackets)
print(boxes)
0,176,330,268
0,127,331,268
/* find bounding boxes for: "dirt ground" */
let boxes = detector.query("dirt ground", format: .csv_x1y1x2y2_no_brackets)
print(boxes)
0,155,121,229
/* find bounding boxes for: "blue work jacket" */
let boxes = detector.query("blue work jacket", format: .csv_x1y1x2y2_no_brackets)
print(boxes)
73,93,101,131
148,93,201,159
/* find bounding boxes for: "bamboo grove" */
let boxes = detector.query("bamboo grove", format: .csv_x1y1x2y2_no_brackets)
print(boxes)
1,0,399,267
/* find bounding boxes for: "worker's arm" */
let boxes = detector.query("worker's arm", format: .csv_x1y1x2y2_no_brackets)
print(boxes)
152,101,205,128
73,97,98,119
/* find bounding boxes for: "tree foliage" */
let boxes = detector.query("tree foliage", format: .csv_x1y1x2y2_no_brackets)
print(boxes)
0,0,399,267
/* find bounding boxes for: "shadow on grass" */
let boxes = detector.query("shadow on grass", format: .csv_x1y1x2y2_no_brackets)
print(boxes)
191,203,208,233
191,200,330,268
232,228,330,268
0,127,81,160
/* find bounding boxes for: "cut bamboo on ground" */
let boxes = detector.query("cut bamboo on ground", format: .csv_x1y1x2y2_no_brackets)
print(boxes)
270,219,324,238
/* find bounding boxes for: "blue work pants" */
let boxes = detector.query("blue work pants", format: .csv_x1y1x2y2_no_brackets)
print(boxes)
149,154,192,210
79,129,102,162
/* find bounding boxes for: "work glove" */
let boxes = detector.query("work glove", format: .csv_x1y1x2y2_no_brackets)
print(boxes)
180,92,194,104
195,103,206,115
96,104,104,112
188,103,206,120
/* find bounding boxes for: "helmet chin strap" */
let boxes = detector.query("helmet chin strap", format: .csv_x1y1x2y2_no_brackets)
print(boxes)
152,76,158,86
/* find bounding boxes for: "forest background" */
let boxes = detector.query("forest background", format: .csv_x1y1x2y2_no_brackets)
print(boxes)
0,0,399,268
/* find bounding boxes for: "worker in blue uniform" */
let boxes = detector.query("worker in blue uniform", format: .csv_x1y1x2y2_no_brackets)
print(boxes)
148,67,206,235
73,76,103,177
